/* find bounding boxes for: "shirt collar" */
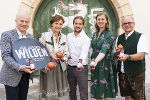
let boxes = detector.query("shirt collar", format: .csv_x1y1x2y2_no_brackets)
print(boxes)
125,29,134,39
16,28,27,36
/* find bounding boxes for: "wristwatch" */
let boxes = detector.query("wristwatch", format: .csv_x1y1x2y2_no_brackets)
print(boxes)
128,55,131,60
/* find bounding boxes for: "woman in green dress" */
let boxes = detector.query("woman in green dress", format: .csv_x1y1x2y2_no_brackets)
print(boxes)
90,12,118,100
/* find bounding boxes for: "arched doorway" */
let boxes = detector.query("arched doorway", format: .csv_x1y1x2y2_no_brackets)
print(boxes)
33,0,118,40
18,0,133,79
18,0,133,36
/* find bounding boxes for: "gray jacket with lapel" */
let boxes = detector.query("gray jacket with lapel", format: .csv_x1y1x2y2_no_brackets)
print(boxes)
0,29,34,87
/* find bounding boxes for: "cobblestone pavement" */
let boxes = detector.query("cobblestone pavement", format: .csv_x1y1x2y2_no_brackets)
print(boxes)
0,79,150,100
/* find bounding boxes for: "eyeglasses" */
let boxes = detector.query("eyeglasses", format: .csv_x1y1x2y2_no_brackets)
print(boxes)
122,22,133,26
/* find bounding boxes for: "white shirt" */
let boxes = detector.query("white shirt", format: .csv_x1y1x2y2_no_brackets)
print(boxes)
114,30,149,73
67,30,91,66
16,28,28,70
16,28,27,39
53,35,59,53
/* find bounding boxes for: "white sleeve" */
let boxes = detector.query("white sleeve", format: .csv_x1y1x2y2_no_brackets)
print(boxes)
113,37,118,53
137,34,149,55
79,37,91,64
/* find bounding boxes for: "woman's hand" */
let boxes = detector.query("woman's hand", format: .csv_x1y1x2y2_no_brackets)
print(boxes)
61,54,71,62
51,53,60,61
44,62,57,71
90,59,97,70
44,66,49,71
45,66,54,71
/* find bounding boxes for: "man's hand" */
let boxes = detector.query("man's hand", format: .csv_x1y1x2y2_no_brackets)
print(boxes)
21,65,35,74
76,59,84,71
76,65,84,71
118,54,128,61
114,48,121,59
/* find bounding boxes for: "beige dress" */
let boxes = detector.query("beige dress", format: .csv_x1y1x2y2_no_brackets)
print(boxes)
39,30,69,100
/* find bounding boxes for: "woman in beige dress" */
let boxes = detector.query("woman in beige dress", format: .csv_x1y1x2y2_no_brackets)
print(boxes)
39,15,69,100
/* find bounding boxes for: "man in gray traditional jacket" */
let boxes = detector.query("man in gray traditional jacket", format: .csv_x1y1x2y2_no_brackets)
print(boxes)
0,12,35,100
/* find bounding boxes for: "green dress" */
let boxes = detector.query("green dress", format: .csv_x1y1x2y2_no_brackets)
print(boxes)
91,29,118,99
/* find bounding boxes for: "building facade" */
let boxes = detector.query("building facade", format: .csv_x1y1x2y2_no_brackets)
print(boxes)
0,0,150,84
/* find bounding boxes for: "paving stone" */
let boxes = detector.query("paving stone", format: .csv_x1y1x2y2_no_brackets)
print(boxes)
0,79,150,100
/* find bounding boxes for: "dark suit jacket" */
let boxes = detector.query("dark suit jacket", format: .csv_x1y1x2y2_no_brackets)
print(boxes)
0,29,33,87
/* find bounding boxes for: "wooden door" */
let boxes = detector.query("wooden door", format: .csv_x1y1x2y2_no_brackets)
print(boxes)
33,0,118,39
33,0,118,79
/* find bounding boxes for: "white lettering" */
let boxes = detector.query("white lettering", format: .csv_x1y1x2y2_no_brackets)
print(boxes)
32,48,39,57
15,49,26,59
37,48,43,57
25,49,30,58
28,49,34,58
15,46,49,59
41,48,48,56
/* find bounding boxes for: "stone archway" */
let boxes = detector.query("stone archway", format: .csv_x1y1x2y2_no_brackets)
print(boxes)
18,0,133,35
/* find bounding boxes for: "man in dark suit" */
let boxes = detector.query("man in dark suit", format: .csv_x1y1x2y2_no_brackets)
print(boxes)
0,12,35,100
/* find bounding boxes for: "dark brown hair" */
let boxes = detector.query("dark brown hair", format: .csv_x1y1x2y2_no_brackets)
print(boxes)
95,12,110,30
50,15,65,27
73,16,84,25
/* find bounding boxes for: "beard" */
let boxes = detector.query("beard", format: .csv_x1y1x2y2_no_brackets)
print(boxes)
74,28,82,33
75,30,82,33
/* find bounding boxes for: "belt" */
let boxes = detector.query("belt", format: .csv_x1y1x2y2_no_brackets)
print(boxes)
68,65,87,68
68,65,77,68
